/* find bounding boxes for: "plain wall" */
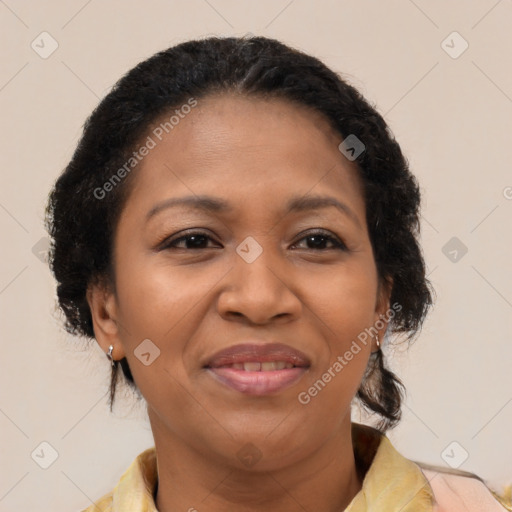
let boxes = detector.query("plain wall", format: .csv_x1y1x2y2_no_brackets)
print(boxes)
1,1,511,510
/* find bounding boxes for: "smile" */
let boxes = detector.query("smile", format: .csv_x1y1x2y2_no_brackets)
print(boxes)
203,341,311,395
216,361,295,371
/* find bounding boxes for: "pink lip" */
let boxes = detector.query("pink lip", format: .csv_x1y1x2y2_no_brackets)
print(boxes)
207,367,308,395
203,342,310,396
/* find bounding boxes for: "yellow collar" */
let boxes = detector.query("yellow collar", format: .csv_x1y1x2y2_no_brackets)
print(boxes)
91,422,437,511
345,422,434,511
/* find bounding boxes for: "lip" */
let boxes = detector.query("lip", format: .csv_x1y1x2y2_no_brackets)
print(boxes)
204,342,310,396
204,342,311,368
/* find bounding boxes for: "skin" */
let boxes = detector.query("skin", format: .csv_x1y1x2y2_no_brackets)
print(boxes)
88,93,392,512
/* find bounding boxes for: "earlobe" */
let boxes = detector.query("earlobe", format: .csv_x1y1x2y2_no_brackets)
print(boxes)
86,283,126,360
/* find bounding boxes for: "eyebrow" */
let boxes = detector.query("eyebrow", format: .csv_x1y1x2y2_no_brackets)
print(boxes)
286,195,361,228
146,194,361,228
146,195,232,220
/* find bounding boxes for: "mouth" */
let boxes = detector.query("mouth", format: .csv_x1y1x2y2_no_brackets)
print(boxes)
204,342,310,395
213,361,297,371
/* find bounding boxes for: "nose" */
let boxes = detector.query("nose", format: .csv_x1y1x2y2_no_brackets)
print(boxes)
217,244,302,325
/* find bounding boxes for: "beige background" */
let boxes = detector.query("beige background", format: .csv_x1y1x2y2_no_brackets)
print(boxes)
1,1,511,510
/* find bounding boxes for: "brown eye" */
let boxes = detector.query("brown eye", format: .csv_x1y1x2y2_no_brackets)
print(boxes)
292,230,347,251
160,231,220,250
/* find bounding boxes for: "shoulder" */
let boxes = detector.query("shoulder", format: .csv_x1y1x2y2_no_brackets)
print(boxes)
77,446,158,512
415,462,512,512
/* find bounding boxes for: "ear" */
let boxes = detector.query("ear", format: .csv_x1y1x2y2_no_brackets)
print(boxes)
373,276,394,349
86,280,126,362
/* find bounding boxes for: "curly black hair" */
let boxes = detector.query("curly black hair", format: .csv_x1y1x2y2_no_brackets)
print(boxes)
45,35,434,431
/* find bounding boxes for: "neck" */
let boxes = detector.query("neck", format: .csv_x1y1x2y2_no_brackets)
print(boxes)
150,412,364,512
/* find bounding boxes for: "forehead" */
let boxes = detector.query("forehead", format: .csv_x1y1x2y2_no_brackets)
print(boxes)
125,93,366,220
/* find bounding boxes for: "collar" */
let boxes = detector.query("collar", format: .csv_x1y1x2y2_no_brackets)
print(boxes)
108,422,435,512
345,422,434,511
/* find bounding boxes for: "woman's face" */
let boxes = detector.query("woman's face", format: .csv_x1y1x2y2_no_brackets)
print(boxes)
89,93,391,470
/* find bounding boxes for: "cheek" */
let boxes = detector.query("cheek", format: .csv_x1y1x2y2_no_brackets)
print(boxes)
301,260,377,390
299,273,376,414
307,260,378,339
115,256,204,335
112,258,199,407
113,254,229,388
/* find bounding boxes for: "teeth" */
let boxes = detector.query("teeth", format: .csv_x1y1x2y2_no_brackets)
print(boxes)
243,362,261,371
262,361,287,371
223,361,294,371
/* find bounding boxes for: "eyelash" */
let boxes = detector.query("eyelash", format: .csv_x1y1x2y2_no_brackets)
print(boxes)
159,229,347,251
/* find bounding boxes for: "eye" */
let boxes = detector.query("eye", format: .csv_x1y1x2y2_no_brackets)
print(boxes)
158,229,347,251
159,230,220,250
292,229,347,251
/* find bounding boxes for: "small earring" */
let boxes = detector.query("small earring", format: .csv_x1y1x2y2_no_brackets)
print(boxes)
107,345,115,367
375,334,380,349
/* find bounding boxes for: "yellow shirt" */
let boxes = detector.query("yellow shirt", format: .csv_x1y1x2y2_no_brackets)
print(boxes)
80,422,511,512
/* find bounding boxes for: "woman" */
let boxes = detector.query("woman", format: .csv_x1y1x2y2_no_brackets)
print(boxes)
45,36,511,511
